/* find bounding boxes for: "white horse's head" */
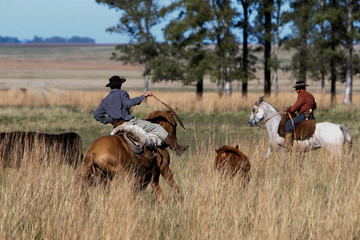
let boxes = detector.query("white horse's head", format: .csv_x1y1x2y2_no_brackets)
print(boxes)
248,96,266,127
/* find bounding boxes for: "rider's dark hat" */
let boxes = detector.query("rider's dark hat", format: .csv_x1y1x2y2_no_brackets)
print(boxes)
292,81,308,89
106,75,126,87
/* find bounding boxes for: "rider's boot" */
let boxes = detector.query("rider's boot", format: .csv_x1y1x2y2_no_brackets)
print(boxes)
284,133,293,150
163,136,189,156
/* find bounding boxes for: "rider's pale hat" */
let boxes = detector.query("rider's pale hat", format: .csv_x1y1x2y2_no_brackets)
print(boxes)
106,75,126,87
292,81,308,89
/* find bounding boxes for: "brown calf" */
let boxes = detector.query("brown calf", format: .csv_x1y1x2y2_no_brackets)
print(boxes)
214,145,251,180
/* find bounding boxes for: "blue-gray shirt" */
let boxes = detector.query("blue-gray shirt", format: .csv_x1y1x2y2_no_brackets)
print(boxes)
94,89,144,124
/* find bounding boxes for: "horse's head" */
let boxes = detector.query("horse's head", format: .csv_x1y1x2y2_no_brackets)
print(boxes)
145,109,185,141
248,96,266,127
215,145,240,160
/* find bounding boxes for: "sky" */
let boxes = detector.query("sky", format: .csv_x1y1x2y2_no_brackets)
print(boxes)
0,0,139,44
0,0,290,44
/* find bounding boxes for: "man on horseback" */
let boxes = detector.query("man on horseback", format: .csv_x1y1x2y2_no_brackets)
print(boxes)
94,75,189,156
284,81,317,148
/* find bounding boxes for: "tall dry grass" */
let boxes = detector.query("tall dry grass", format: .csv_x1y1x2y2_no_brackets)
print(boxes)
0,132,359,239
0,89,359,239
1,88,359,113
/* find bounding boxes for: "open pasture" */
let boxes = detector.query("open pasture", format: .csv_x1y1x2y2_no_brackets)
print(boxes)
1,44,360,93
0,90,359,239
0,44,360,239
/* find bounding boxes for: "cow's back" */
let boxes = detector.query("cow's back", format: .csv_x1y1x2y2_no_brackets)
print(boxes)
0,131,82,168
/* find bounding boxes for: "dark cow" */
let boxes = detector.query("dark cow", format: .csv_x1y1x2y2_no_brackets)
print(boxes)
0,131,82,168
214,145,251,180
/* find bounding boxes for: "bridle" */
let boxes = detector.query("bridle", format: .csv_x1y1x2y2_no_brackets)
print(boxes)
252,104,283,127
163,114,177,139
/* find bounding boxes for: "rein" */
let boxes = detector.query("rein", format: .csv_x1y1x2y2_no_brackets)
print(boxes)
254,109,283,127
265,111,283,123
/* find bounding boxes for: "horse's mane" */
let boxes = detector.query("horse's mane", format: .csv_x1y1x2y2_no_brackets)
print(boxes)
145,110,175,126
263,101,280,113
255,97,280,113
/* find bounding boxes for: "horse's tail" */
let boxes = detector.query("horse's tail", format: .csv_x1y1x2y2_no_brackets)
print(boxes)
340,125,353,150
75,152,95,203
76,152,95,187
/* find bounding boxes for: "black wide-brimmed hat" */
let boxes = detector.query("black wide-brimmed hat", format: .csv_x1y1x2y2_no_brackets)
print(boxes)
292,81,309,89
106,76,126,87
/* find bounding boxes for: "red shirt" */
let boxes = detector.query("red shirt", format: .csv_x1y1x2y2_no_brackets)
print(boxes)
288,90,317,114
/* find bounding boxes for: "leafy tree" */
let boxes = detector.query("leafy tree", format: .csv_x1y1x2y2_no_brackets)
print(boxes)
0,36,20,43
254,0,274,96
324,0,347,103
67,36,95,43
283,0,317,84
208,0,241,96
31,36,44,43
311,0,360,103
308,0,329,93
43,36,67,43
342,0,360,104
96,0,162,92
264,0,274,96
272,0,285,95
237,0,257,97
155,0,213,99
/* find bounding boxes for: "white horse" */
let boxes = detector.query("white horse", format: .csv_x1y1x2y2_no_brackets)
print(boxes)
248,96,353,159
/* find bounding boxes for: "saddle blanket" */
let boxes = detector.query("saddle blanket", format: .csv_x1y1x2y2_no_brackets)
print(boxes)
111,124,163,148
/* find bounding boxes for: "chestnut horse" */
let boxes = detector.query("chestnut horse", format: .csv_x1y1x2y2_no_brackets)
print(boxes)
214,145,251,180
78,109,184,203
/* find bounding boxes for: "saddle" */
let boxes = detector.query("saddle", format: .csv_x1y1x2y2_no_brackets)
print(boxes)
111,124,164,155
278,113,316,141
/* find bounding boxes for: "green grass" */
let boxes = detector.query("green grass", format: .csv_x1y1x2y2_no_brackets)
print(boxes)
0,104,358,153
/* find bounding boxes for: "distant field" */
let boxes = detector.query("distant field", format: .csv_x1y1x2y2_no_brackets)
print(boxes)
1,44,359,94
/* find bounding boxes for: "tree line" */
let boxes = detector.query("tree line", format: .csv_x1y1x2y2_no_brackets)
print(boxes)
0,35,95,44
98,0,360,103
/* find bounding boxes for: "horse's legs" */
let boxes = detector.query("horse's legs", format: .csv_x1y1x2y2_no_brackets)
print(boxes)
264,146,273,160
157,148,180,197
150,170,165,204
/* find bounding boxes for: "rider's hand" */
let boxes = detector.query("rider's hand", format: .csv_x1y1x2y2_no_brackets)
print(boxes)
143,91,153,98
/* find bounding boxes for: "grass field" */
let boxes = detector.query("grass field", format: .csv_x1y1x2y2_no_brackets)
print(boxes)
0,45,360,239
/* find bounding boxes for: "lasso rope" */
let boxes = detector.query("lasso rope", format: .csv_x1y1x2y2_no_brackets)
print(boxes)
287,111,296,139
151,95,185,129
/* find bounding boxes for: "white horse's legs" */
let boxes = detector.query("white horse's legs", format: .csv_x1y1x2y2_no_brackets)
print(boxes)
264,146,273,160
263,144,285,160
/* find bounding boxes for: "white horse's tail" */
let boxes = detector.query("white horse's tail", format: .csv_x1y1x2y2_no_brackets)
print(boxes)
340,125,353,149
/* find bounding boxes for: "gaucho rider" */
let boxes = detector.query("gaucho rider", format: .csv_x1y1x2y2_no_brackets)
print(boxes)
284,80,317,148
94,75,189,156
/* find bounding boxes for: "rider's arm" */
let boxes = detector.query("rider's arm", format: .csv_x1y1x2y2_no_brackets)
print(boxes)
94,103,112,124
312,99,317,111
288,95,305,113
120,91,145,109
